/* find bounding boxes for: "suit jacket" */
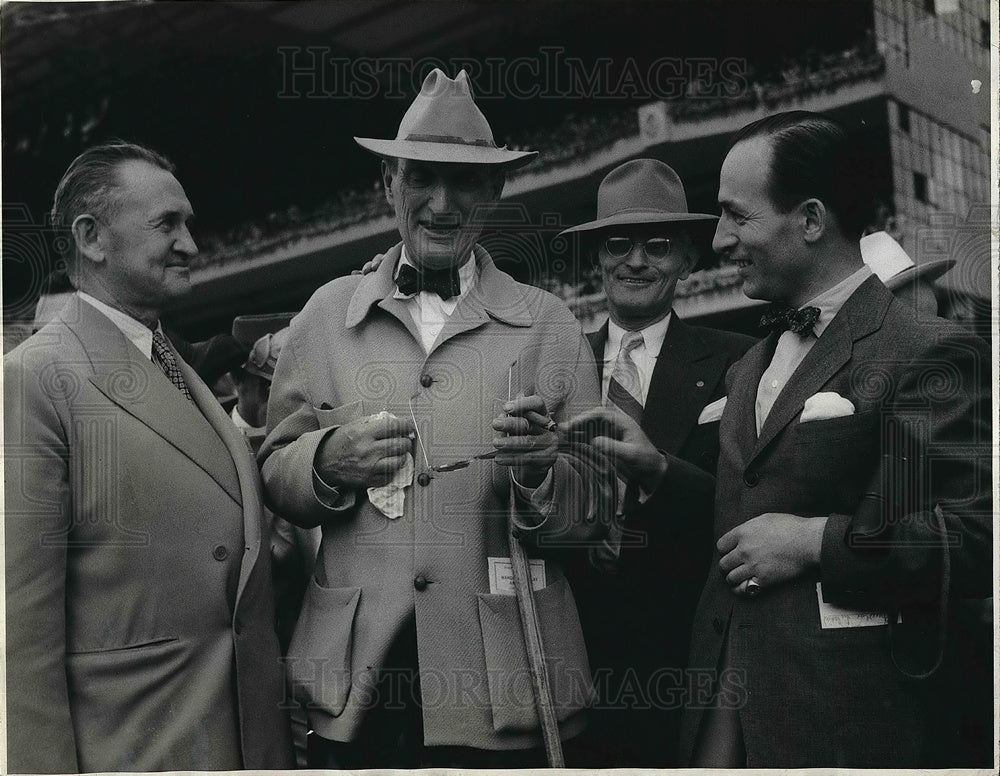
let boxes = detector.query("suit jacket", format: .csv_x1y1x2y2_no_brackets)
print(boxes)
680,276,993,767
259,243,613,751
569,315,754,767
3,295,293,773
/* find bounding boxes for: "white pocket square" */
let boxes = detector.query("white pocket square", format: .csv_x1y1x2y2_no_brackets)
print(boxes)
697,396,727,425
800,392,855,423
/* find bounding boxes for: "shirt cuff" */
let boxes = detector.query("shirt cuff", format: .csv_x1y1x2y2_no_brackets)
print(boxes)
311,465,356,511
511,468,555,512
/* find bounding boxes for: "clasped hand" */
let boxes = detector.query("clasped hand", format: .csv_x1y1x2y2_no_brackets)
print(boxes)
717,512,827,597
491,395,558,489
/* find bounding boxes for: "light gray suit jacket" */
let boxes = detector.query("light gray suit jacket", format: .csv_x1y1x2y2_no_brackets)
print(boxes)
4,295,293,773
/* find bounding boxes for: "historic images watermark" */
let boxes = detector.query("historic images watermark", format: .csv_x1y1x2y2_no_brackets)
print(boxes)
277,47,750,101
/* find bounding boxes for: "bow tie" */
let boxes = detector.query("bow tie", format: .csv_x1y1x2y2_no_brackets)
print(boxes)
396,263,461,301
759,304,821,335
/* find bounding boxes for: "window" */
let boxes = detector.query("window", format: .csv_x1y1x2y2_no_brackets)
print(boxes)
913,172,929,203
898,104,911,133
980,19,989,49
923,0,936,15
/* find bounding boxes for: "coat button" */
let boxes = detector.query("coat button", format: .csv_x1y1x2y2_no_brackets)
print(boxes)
414,575,428,591
417,473,432,487
420,374,433,388
743,470,759,487
234,617,243,635
696,380,705,388
212,545,229,561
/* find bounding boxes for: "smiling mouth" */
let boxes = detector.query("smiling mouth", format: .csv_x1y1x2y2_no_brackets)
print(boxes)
617,276,653,285
735,259,753,269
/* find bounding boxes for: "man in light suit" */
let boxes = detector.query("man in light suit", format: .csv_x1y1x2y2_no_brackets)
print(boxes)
559,159,754,767
3,141,293,773
259,69,612,769
680,111,992,767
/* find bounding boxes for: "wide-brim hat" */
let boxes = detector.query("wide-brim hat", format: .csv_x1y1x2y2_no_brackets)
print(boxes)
559,159,718,238
354,69,537,169
860,231,956,291
232,312,296,380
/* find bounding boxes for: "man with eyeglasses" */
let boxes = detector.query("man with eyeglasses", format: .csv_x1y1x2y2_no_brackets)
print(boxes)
560,159,754,768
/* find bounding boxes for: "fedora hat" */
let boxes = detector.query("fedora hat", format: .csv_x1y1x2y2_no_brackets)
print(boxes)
860,231,955,291
354,69,537,169
559,159,718,238
232,312,296,381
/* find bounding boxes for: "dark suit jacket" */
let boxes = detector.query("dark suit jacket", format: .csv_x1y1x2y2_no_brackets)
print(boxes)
570,314,754,767
680,276,992,767
4,295,293,773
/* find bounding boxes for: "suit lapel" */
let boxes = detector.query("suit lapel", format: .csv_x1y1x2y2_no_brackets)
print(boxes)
750,276,891,462
642,316,722,454
728,332,779,465
177,354,262,601
70,298,243,507
587,325,608,383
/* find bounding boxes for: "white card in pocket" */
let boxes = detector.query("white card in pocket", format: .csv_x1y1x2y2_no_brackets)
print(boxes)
488,557,545,595
816,583,899,629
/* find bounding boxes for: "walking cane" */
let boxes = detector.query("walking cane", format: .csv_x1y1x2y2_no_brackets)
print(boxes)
507,488,565,767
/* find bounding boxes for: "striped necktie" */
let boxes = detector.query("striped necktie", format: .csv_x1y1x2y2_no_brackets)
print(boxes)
151,330,194,402
607,330,645,425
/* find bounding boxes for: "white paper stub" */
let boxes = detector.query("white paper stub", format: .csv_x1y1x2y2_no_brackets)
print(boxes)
816,583,899,629
488,557,545,595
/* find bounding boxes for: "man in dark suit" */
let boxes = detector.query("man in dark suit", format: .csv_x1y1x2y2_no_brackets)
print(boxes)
680,111,992,767
4,141,293,773
560,159,754,767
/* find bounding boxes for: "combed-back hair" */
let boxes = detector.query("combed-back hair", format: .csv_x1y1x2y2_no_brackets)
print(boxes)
728,111,871,239
51,140,174,228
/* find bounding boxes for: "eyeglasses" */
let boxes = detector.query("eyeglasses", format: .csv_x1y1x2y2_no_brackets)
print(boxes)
603,236,673,260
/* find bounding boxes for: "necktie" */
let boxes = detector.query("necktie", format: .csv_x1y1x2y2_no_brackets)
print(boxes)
759,304,821,335
606,331,645,426
396,263,461,301
151,330,194,402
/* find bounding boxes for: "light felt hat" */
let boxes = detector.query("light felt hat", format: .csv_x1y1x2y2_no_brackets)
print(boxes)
354,69,537,169
860,231,955,291
559,159,718,237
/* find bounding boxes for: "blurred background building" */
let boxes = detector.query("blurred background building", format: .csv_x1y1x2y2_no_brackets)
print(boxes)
2,0,993,351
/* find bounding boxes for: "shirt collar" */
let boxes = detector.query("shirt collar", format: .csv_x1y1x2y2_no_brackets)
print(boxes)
392,246,478,301
230,404,265,434
803,265,873,338
606,312,672,358
77,291,160,359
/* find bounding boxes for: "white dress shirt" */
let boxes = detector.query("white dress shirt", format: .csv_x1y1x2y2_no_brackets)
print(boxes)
755,266,873,433
601,313,672,405
77,291,158,357
393,248,478,354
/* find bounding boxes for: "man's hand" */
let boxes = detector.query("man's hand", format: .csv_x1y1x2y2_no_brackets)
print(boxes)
492,395,558,489
315,414,415,488
352,252,386,276
560,406,667,495
717,512,828,596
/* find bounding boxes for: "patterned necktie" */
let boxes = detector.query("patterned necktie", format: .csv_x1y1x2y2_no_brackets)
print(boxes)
396,263,462,301
759,304,821,335
606,331,645,426
151,330,194,402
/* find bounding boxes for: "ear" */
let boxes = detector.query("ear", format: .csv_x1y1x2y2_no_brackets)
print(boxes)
381,160,395,208
801,198,826,244
70,214,105,264
676,235,700,281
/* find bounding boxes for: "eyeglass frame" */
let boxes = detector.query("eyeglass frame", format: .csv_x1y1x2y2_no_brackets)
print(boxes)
602,235,674,260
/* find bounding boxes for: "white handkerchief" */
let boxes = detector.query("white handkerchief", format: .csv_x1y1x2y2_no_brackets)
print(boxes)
800,391,855,423
365,411,413,519
697,396,727,425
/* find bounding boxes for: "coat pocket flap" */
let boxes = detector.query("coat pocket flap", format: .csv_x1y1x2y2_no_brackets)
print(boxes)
477,577,594,734
287,581,361,718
